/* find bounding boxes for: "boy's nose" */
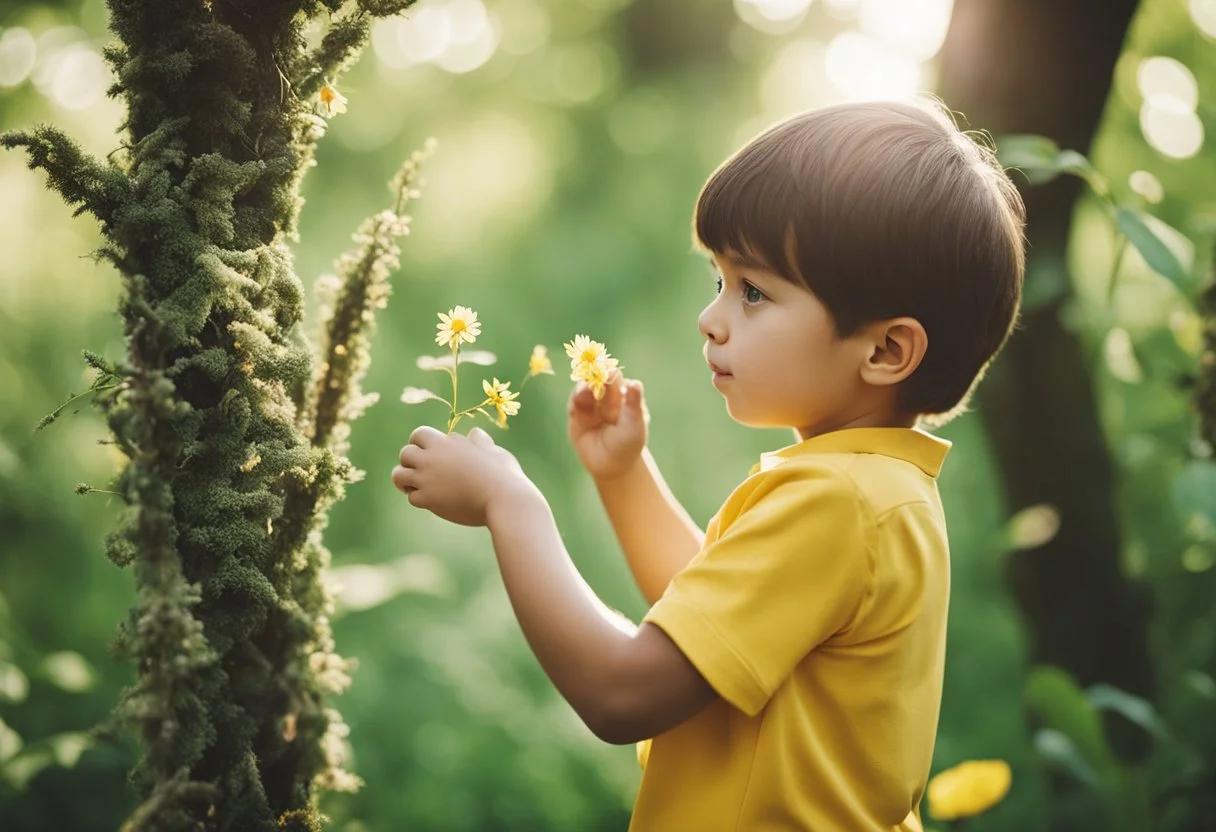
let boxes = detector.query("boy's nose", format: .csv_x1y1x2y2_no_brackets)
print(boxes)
698,302,727,343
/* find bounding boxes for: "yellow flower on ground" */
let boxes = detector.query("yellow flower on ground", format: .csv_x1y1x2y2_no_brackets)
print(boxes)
927,759,1012,821
482,378,521,427
319,82,348,116
435,306,481,348
528,345,554,377
563,334,619,399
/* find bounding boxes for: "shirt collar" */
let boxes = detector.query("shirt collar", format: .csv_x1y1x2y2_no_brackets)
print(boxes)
752,427,951,478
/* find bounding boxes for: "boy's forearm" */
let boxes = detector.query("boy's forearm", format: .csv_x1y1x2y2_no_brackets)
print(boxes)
594,448,703,605
484,485,642,737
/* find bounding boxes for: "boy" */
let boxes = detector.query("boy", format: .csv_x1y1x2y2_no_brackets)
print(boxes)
391,100,1025,830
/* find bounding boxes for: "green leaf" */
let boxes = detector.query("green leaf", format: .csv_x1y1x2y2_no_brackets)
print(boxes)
997,135,1107,193
1114,208,1189,289
998,134,1061,177
1034,728,1102,788
1025,667,1118,785
1086,684,1170,741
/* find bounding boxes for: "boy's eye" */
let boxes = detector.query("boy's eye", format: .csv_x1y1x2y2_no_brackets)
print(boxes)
714,276,724,294
743,282,766,304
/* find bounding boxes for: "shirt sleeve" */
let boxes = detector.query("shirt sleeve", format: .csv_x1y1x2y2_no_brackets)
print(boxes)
643,461,872,717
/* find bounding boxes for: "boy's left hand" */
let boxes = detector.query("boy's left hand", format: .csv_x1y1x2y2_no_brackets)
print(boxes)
392,426,536,527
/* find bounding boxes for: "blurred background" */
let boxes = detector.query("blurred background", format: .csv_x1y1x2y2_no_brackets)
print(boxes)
1,0,1214,829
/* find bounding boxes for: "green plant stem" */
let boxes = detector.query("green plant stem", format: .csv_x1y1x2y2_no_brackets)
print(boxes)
35,382,123,432
1107,234,1129,306
446,343,460,433
452,398,493,420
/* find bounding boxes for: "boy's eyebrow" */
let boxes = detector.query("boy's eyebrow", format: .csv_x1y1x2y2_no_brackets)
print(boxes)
720,250,772,272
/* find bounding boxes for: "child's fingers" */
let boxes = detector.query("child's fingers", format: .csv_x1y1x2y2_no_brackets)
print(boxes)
625,379,644,408
598,376,623,423
568,383,597,417
391,464,417,493
468,427,495,448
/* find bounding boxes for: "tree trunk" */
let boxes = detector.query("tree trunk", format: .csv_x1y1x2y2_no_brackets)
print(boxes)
3,2,421,829
938,0,1154,727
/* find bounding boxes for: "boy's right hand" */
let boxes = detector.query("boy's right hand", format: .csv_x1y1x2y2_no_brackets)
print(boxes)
567,371,648,479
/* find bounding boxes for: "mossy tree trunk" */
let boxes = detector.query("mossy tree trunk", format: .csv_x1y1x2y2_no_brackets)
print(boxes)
3,2,424,829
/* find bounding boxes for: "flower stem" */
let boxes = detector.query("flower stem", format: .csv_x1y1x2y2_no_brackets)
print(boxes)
451,398,492,420
447,343,460,433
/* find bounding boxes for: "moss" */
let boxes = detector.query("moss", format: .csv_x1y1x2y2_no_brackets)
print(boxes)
3,1,423,827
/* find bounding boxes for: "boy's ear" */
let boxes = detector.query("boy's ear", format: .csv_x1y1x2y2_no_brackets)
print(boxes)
858,317,927,387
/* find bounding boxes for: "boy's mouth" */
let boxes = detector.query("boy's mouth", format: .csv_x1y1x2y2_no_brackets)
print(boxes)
708,361,732,384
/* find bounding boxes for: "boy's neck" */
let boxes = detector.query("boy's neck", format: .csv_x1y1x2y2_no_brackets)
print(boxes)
795,409,918,442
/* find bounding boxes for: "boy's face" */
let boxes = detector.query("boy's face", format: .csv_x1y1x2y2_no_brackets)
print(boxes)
699,250,875,439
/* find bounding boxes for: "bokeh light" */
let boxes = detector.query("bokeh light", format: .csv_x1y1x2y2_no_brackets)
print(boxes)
372,0,499,74
825,31,921,101
1128,169,1165,203
857,0,953,61
1136,55,1204,159
0,27,37,88
1137,55,1199,109
734,0,814,35
1189,0,1216,40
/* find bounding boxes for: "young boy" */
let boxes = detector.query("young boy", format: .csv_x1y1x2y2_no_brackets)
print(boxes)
391,99,1025,831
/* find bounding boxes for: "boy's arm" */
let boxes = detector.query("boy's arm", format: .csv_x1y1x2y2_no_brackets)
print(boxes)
593,448,704,606
569,378,702,604
396,425,717,743
487,483,717,744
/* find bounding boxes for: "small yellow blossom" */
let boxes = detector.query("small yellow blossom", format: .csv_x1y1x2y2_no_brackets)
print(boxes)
927,759,1012,821
575,357,613,400
528,345,554,377
482,378,521,427
319,82,348,117
435,306,481,348
563,334,613,369
563,334,619,399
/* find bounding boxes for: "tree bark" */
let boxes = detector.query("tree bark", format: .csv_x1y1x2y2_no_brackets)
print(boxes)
938,0,1154,724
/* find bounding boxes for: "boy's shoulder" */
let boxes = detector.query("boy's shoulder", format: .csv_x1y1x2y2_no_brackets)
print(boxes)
732,428,949,519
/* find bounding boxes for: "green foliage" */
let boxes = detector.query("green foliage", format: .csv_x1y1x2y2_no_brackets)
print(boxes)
2,1,1215,831
1025,667,1211,832
998,90,1216,832
998,134,1194,299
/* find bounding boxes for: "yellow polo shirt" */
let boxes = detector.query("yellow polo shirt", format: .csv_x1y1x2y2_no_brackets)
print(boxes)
633,427,952,832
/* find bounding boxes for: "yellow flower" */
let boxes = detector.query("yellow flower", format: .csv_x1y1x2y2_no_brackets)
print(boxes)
528,345,554,377
562,334,619,399
574,357,612,400
482,378,520,427
435,306,481,348
319,82,348,117
563,334,613,369
927,760,1012,821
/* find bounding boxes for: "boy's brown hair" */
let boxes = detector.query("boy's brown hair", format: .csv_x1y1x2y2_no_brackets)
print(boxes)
693,100,1026,426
